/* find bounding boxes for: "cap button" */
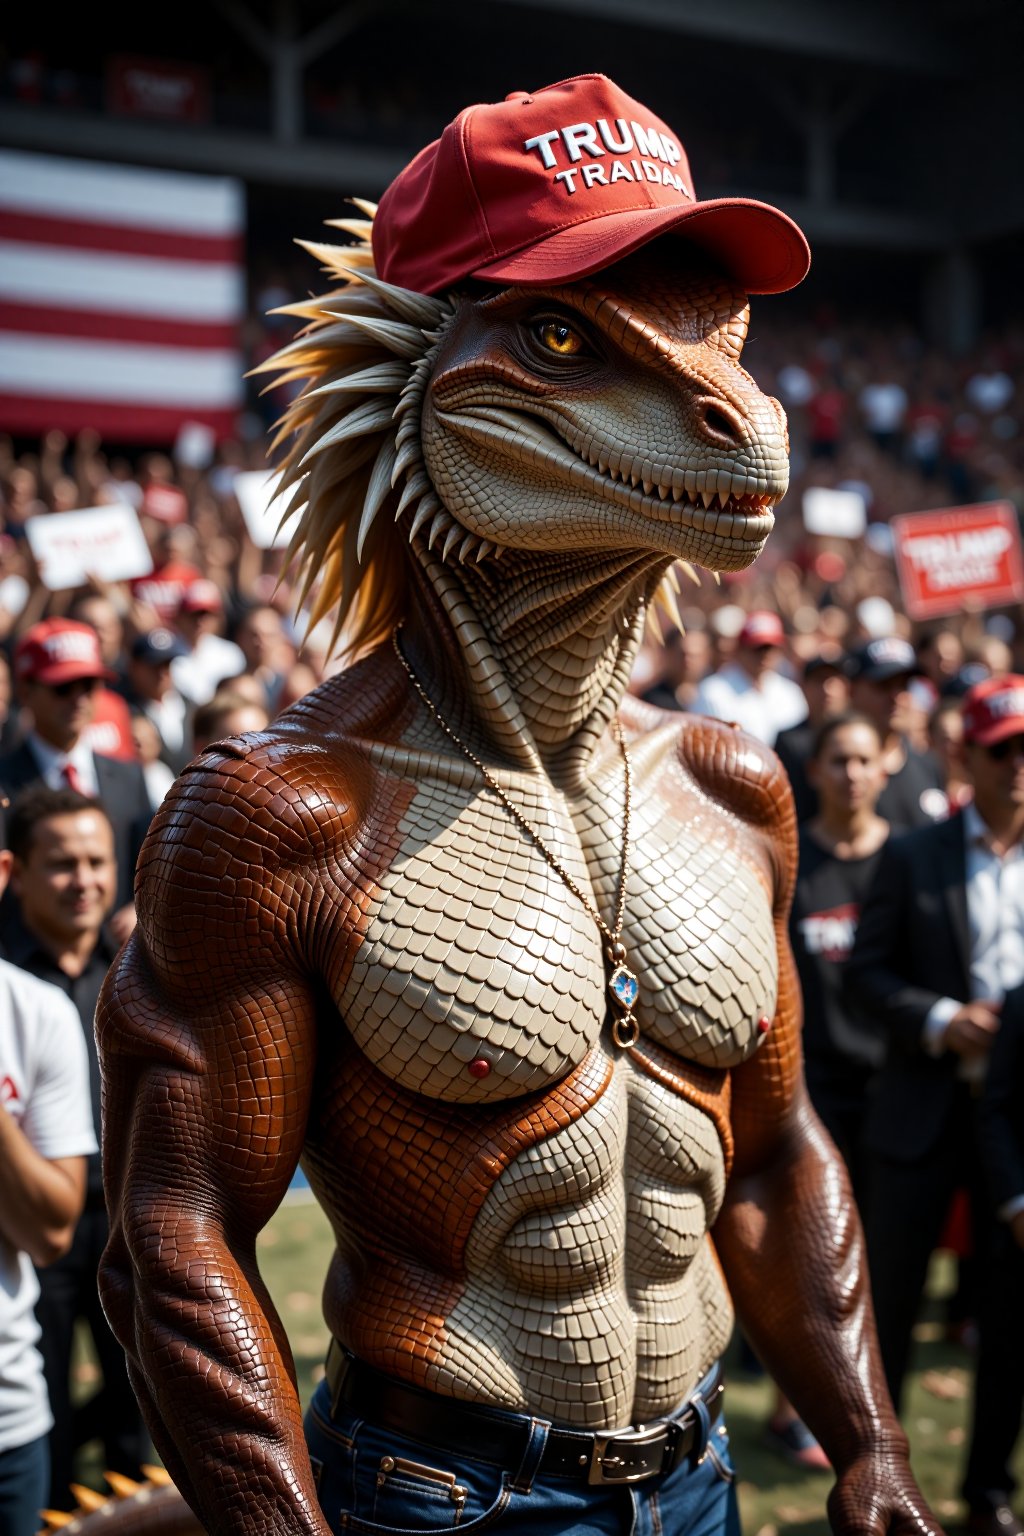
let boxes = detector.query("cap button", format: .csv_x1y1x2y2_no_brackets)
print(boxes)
468,1057,492,1079
757,1015,773,1036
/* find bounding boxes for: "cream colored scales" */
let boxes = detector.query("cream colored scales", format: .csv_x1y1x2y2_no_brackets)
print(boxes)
341,716,778,1103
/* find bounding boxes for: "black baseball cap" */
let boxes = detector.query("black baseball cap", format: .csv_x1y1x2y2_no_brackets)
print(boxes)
845,637,918,683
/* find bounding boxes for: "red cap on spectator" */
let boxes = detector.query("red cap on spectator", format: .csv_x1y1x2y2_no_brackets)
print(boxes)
178,579,223,615
15,619,113,686
373,74,810,297
962,674,1024,747
738,611,786,649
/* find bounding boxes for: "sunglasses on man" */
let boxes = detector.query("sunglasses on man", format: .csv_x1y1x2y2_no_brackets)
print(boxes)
39,676,103,699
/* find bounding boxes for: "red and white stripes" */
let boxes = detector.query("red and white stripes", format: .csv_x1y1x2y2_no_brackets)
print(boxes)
0,151,245,441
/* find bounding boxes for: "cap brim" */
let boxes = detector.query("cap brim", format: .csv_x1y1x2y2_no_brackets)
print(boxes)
472,197,811,295
968,715,1024,747
28,663,114,686
850,663,917,683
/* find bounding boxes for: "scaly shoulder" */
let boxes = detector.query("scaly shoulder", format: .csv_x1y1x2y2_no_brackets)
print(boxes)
139,659,413,880
624,698,796,833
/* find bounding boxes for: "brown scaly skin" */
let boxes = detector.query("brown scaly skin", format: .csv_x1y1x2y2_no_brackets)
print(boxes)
96,240,942,1535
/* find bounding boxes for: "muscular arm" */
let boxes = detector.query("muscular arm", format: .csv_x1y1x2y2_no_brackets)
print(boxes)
98,747,337,1536
0,1107,85,1265
709,746,941,1535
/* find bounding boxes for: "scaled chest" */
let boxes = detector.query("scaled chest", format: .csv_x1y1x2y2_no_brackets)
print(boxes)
333,756,777,1103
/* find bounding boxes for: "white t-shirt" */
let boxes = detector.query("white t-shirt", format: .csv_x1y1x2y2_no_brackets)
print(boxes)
0,959,97,1452
692,663,808,747
172,633,245,706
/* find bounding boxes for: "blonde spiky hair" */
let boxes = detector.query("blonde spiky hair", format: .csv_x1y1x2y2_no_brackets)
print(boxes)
255,201,462,659
258,203,694,660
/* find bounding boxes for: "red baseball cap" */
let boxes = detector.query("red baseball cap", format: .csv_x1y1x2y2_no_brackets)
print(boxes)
738,611,786,649
15,619,113,686
178,578,223,615
962,674,1024,747
373,73,810,297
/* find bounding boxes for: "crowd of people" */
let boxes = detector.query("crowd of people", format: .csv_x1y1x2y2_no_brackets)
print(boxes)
0,300,1022,1532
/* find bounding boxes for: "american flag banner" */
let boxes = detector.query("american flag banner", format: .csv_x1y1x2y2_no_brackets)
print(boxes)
0,151,245,441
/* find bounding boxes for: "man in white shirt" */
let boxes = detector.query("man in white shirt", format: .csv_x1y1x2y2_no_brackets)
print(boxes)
170,581,245,708
0,833,96,1535
846,675,1024,1536
691,609,807,746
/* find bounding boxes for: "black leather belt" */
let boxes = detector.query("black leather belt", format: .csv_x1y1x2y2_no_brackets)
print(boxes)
325,1341,724,1486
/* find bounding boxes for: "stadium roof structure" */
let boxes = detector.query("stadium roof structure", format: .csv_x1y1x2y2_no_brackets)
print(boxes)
1,0,1020,335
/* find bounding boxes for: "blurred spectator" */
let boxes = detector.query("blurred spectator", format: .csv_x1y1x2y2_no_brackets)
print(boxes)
844,638,945,830
0,621,151,927
774,647,849,822
977,981,1024,1528
121,630,191,775
0,819,94,1536
171,579,245,706
129,526,201,625
637,625,711,713
793,714,889,1199
845,675,1024,1535
5,788,148,1509
233,604,291,714
0,654,14,754
130,715,176,814
929,696,972,813
692,610,807,746
761,710,890,1473
858,373,908,456
191,690,270,754
916,627,965,705
66,595,135,763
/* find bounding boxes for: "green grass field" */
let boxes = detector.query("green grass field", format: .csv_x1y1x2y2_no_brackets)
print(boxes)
75,1192,1021,1531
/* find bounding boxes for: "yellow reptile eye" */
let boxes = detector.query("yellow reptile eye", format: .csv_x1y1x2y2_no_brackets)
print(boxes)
536,319,584,356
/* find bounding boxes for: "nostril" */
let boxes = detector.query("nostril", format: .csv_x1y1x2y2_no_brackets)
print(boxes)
698,399,742,446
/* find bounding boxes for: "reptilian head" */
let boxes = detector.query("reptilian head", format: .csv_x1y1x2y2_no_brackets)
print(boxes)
264,216,790,657
264,77,807,656
418,249,788,575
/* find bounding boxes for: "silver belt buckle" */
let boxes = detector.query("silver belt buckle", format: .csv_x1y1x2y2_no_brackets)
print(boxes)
587,1422,672,1485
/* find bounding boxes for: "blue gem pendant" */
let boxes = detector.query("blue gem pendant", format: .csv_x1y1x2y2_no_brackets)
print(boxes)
607,943,640,1050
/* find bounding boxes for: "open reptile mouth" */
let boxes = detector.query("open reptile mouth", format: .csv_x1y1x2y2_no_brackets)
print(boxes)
447,407,783,541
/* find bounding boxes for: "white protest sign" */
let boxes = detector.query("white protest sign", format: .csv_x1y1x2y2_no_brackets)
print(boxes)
801,486,868,539
234,470,301,550
26,503,154,591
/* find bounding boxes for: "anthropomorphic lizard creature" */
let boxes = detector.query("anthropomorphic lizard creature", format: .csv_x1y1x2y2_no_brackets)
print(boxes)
96,75,943,1536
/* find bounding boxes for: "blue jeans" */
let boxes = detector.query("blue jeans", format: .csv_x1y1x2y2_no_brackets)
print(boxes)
0,1433,49,1536
304,1377,741,1535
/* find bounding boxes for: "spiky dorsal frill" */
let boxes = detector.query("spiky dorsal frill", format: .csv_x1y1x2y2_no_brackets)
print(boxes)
256,203,694,659
252,203,465,660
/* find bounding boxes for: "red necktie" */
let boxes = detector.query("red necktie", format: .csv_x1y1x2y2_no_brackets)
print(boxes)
62,762,84,793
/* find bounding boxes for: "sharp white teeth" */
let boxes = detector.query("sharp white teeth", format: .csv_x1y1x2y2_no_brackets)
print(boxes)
630,472,640,489
642,478,653,496
683,470,698,497
597,458,608,475
717,489,730,508
672,485,684,503
701,490,714,509
657,483,669,501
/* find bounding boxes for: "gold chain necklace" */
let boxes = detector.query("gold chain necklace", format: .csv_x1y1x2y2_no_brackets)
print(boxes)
392,625,640,1050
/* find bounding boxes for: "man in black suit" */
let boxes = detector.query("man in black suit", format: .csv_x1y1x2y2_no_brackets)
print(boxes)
978,981,1024,1529
846,673,1024,1536
0,619,151,939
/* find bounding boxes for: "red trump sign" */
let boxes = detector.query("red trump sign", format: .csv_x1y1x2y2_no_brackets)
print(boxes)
891,502,1024,620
